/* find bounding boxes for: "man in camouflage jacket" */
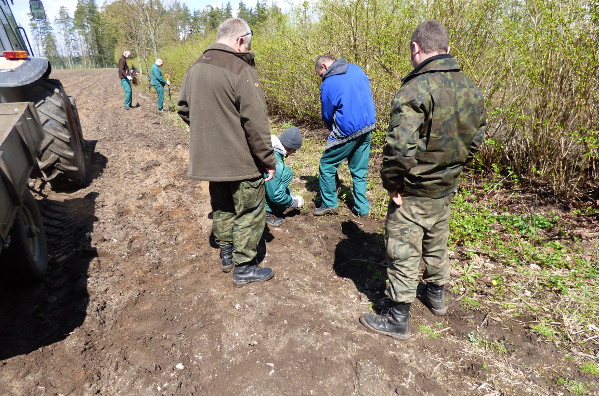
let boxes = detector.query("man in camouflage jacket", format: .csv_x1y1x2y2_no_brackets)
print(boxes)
360,21,487,339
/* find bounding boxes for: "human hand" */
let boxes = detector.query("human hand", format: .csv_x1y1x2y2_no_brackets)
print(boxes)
126,76,132,80
388,190,402,206
264,168,275,182
290,195,304,208
166,80,170,85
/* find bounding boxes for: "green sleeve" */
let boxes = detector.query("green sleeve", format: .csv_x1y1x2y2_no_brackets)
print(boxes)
264,158,292,213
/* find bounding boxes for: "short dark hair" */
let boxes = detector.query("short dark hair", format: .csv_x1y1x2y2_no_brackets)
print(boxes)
411,21,449,54
315,55,335,71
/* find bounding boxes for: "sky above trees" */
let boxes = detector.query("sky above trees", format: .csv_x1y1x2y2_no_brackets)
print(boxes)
10,0,303,34
11,0,297,70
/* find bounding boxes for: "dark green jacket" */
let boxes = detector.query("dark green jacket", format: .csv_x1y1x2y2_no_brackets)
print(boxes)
177,43,276,181
265,150,293,213
150,63,167,87
381,55,487,198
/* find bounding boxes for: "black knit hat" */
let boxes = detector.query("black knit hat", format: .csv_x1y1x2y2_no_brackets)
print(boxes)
279,127,302,150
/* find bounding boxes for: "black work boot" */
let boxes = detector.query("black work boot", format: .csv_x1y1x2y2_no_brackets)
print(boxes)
266,213,284,227
219,245,234,272
420,283,447,316
359,303,411,340
232,261,274,286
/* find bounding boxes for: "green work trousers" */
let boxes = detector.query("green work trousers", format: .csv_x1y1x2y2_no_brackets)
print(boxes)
154,84,164,110
209,177,266,265
318,133,371,215
385,193,454,303
121,78,132,108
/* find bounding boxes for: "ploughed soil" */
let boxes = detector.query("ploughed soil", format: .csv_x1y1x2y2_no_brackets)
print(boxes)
0,69,596,395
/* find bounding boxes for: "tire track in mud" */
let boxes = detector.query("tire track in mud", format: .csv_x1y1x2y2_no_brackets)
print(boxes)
56,69,210,391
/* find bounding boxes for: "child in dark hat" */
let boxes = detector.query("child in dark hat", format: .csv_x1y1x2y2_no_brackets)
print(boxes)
264,127,303,227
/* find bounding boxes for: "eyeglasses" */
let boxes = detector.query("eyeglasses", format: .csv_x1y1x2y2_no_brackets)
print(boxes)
237,29,253,40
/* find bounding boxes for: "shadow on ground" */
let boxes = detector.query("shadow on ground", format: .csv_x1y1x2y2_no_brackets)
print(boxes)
0,193,98,359
333,220,388,308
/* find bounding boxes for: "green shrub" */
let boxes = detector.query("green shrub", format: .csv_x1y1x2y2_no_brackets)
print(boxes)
160,0,599,199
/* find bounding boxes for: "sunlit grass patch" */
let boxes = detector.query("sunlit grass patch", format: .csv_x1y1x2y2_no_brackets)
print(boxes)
555,378,589,395
530,321,557,339
418,322,448,339
580,362,599,377
447,177,598,349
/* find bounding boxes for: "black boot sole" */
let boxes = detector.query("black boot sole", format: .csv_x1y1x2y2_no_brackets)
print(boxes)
359,315,410,340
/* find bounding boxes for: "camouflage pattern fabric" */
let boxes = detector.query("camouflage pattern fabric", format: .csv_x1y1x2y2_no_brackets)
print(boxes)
381,54,486,304
209,177,266,265
381,55,487,199
385,194,453,303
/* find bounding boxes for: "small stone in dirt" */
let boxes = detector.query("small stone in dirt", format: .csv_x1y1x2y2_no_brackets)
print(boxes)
175,363,185,370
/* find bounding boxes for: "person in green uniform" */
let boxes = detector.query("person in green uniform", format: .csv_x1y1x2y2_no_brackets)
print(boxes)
264,127,304,227
151,58,170,112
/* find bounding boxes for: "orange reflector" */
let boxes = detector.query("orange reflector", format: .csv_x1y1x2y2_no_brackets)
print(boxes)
3,51,29,60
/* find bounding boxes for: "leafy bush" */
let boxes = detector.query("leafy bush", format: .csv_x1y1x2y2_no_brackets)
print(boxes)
161,33,215,86
160,0,599,198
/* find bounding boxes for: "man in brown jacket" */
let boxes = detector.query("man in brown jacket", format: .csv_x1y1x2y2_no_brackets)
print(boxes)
178,18,277,286
118,50,133,109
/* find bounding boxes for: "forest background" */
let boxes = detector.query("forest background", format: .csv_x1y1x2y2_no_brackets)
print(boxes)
25,0,599,201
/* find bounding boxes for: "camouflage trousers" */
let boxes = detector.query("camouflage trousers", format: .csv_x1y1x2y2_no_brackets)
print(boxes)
209,177,266,265
385,193,454,303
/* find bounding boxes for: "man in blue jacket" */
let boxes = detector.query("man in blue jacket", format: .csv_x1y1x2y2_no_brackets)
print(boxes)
264,127,304,227
151,58,170,112
313,56,376,216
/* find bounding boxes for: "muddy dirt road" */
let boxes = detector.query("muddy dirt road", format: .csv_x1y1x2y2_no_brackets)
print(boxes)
0,69,595,395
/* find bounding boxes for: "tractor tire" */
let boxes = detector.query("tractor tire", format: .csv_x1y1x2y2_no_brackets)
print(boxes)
0,189,48,282
22,78,86,189
68,96,84,145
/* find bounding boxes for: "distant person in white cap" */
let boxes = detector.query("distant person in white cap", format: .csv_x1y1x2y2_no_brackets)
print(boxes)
151,58,170,112
264,127,304,227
